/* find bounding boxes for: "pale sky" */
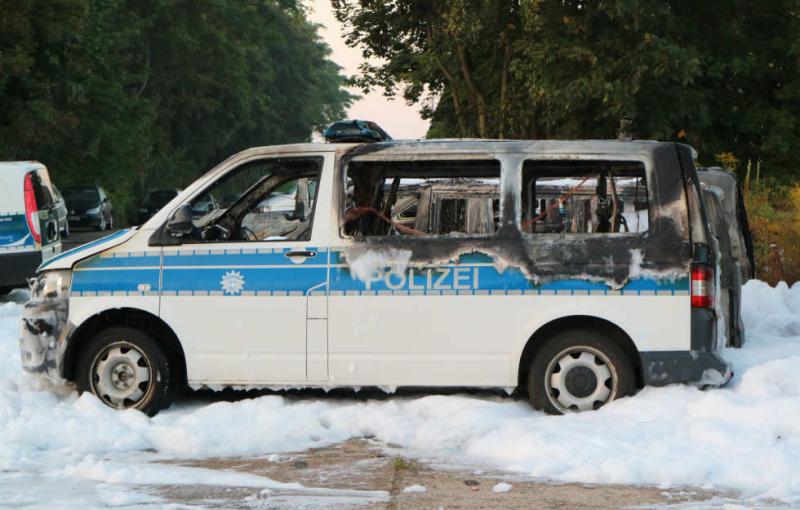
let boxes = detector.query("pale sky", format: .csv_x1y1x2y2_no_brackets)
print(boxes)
306,0,430,139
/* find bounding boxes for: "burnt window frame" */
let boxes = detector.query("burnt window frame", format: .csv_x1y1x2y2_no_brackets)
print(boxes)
339,156,503,240
518,158,652,238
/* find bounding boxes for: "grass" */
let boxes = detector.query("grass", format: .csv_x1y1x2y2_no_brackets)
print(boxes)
743,178,800,285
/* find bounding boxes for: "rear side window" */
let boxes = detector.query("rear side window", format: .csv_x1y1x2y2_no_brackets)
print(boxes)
344,159,500,238
520,160,649,234
28,172,53,209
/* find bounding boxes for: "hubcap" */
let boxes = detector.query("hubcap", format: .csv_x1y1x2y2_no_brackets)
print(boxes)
90,342,152,409
545,346,617,412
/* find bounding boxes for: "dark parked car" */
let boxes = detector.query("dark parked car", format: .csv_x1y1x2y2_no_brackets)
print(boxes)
138,188,181,224
63,186,114,231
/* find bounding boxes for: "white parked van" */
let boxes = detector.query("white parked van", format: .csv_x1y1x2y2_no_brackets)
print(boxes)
0,162,61,292
21,138,733,415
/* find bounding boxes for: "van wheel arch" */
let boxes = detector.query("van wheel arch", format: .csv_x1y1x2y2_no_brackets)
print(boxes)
517,316,643,391
64,308,187,390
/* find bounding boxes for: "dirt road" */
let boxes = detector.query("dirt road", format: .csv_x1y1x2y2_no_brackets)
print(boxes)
158,439,720,509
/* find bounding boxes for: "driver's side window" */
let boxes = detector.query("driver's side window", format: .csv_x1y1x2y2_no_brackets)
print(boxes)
188,156,322,243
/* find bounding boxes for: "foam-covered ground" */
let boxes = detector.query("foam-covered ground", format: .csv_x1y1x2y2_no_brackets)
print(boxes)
2,281,799,508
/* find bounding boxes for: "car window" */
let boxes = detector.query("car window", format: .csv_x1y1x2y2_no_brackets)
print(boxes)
186,156,323,243
344,159,500,238
64,187,100,205
520,160,649,234
29,172,54,209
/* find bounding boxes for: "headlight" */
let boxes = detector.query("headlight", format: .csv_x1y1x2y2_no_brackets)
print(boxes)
87,206,101,214
31,270,72,300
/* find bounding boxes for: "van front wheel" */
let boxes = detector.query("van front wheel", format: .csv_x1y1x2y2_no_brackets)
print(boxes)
76,327,173,416
528,330,636,414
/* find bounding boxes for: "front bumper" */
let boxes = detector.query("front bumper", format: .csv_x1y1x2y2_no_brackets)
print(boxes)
68,213,102,228
640,350,732,387
20,292,71,384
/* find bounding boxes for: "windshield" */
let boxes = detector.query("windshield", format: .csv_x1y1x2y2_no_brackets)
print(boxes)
63,187,100,209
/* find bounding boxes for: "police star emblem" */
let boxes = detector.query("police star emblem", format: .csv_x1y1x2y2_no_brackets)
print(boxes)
220,270,245,295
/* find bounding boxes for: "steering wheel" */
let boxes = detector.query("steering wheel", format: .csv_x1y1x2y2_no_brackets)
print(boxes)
240,225,258,241
200,223,231,241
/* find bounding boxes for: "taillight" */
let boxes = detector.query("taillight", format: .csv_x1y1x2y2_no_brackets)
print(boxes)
691,265,713,308
24,172,41,245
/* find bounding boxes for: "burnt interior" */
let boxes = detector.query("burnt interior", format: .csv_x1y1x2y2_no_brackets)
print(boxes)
343,147,693,287
520,160,649,235
344,159,501,238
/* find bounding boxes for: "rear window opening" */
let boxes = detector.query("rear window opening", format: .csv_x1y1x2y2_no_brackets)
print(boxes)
344,160,500,238
521,160,649,235
27,172,53,210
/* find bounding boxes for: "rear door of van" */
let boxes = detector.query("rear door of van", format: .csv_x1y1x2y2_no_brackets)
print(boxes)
28,167,61,260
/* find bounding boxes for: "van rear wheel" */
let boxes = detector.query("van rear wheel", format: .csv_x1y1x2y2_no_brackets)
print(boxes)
528,329,636,414
76,327,173,416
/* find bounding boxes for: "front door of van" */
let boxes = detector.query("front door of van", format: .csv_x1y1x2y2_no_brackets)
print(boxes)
159,155,328,385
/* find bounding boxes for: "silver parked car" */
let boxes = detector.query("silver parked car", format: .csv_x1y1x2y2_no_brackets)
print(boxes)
52,185,69,238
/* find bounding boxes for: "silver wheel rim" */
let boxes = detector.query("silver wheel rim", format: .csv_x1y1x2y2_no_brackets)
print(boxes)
90,341,152,409
545,345,618,413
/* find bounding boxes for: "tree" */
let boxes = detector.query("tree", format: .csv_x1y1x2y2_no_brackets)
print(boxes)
0,0,353,221
333,0,800,175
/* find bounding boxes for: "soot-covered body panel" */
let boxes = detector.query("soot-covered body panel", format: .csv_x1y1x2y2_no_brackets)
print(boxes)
340,140,697,289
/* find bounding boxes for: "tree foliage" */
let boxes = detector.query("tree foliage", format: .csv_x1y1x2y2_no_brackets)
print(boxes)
0,0,352,221
333,0,800,175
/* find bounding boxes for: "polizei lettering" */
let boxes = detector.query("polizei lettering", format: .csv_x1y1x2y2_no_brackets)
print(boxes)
363,266,480,291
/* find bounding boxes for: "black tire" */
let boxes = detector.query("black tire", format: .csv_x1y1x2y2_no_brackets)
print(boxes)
528,329,636,415
76,327,174,416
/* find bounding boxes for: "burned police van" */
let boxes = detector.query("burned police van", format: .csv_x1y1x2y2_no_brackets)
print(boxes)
21,130,740,415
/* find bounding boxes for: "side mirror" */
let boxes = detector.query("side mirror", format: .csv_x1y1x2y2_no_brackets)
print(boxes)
165,203,194,237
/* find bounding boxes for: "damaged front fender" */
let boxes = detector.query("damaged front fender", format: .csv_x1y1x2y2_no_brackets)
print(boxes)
20,277,72,384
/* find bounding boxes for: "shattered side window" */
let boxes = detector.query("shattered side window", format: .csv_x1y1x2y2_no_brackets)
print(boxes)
344,159,500,238
187,157,322,242
520,160,649,234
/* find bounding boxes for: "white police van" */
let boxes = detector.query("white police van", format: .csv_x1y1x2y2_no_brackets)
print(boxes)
0,161,61,292
20,127,732,415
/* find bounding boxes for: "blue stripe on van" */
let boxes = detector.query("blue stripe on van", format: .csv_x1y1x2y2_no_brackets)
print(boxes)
328,251,688,295
78,254,160,268
0,213,33,247
39,228,130,270
66,246,688,296
162,266,327,294
72,268,160,294
163,246,322,267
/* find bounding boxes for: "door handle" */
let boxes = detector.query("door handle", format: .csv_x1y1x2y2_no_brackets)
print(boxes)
285,250,316,259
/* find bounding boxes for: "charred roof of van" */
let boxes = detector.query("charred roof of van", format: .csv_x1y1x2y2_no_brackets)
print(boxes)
240,139,678,157
351,138,670,152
